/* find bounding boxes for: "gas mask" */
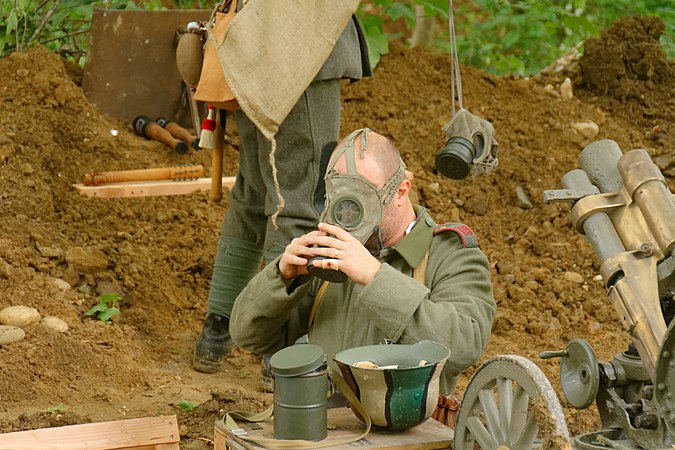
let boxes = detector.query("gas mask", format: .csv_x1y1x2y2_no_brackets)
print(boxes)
435,109,499,179
307,128,406,282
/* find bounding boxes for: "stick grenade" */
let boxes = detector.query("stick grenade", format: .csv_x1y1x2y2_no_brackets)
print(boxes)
133,116,189,155
82,165,204,186
156,117,200,151
210,108,224,202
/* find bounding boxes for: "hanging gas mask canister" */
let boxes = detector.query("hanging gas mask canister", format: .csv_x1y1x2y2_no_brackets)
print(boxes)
435,109,499,180
307,128,406,283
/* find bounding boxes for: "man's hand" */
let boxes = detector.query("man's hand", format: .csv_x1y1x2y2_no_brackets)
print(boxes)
308,223,382,285
278,230,327,279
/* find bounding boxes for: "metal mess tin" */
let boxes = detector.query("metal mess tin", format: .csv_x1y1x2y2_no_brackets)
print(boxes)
269,343,328,441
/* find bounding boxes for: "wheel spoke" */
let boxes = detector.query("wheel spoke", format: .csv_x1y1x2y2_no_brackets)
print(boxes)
497,377,513,444
514,413,539,448
478,388,501,442
466,415,496,449
510,383,529,438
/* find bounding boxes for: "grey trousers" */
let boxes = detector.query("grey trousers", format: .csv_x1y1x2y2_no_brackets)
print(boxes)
206,79,341,317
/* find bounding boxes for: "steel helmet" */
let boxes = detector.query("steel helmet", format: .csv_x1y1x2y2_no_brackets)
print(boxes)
333,340,450,431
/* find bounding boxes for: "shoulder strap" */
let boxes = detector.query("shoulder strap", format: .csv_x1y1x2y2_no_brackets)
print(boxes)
433,222,479,248
412,249,429,284
308,281,331,330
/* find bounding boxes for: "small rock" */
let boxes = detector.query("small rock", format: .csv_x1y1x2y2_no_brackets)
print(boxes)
571,121,599,139
37,245,64,259
515,185,533,209
0,260,13,278
65,247,109,274
0,325,25,345
560,77,573,100
41,316,69,333
564,271,584,284
654,153,674,171
593,274,603,282
0,305,41,327
464,194,488,216
51,278,71,291
543,84,560,97
495,260,514,274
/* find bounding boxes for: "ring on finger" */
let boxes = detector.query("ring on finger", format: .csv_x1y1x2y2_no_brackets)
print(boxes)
334,249,340,259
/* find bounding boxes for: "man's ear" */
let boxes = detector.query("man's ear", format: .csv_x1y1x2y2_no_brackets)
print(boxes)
397,179,412,204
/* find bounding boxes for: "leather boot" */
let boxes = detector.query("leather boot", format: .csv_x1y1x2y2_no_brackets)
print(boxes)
193,313,234,373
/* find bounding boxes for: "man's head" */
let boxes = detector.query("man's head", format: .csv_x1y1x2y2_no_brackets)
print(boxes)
321,128,415,249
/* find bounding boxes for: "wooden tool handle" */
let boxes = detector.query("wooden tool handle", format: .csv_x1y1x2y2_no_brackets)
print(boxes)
145,122,181,148
133,116,188,154
82,165,204,186
165,122,197,144
210,109,224,202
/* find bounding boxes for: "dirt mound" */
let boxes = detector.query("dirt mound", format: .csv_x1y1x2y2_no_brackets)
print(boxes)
576,15,675,146
0,15,673,448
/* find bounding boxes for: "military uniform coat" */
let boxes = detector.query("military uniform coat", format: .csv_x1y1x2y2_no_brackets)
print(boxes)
230,206,496,394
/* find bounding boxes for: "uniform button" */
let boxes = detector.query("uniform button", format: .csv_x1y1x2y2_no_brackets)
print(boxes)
425,217,433,226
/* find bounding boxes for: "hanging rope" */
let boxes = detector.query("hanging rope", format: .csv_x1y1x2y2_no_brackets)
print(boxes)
448,0,463,116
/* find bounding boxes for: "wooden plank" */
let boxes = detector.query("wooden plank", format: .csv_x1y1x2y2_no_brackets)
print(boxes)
73,177,236,199
215,407,452,450
0,415,180,450
73,170,411,199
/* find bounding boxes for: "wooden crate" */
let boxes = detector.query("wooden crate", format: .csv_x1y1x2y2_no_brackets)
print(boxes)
0,415,180,450
215,407,453,450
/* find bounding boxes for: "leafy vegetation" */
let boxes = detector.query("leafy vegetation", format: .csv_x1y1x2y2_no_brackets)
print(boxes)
356,0,674,75
177,399,199,411
0,0,673,75
85,293,123,324
47,404,68,414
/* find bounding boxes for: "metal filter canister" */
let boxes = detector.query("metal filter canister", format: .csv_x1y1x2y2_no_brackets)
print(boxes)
270,344,328,441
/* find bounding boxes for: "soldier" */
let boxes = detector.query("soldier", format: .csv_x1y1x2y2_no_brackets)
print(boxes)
192,8,370,382
230,128,496,402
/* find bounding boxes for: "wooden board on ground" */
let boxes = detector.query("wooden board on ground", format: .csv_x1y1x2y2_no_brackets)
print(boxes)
214,407,453,450
73,176,236,198
0,414,180,450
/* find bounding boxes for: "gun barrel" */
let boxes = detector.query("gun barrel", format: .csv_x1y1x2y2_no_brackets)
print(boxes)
562,169,625,264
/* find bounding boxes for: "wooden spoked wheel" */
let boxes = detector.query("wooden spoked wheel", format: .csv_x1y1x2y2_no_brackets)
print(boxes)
453,355,572,450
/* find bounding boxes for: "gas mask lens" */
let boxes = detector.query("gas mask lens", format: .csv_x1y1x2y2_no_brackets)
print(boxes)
435,109,498,180
332,197,363,228
436,133,484,180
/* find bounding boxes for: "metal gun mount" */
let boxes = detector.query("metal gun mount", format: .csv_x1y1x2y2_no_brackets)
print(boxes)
453,140,675,450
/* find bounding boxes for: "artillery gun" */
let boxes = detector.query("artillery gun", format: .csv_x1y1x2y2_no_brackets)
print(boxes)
453,140,675,449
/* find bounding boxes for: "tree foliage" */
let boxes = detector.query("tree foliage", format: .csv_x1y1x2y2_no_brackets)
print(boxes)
1,0,673,75
356,0,674,76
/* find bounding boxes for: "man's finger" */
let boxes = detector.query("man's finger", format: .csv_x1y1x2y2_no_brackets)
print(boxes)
317,222,354,241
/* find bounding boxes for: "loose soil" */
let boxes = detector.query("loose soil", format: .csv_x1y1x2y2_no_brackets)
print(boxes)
0,15,673,449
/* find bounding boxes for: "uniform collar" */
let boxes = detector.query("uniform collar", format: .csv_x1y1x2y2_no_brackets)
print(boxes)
381,205,435,268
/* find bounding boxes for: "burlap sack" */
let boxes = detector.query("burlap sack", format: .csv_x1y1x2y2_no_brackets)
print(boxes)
216,0,360,140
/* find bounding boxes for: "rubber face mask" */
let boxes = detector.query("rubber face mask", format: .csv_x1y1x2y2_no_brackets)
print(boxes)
320,128,406,245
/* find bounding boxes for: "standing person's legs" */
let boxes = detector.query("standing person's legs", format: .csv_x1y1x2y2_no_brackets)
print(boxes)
260,79,342,263
193,79,341,374
192,110,267,373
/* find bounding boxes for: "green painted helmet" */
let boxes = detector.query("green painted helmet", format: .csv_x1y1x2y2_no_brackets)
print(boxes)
333,340,450,431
